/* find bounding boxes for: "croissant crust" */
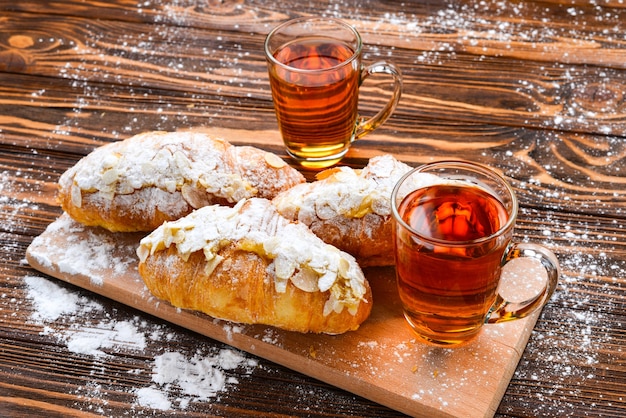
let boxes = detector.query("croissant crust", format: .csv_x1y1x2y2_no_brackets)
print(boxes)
58,131,305,232
139,245,372,334
273,154,414,267
137,198,372,334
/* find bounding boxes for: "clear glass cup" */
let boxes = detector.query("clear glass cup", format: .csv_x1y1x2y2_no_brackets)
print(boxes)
391,161,559,346
265,17,402,169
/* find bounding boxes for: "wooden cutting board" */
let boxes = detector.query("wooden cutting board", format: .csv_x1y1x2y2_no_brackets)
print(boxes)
26,213,542,418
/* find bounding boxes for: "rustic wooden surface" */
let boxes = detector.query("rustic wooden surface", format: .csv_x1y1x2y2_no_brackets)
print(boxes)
25,212,545,418
0,0,624,417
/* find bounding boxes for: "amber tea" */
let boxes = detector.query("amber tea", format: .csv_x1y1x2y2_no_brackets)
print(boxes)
269,38,359,164
391,161,560,347
265,17,402,169
395,184,509,344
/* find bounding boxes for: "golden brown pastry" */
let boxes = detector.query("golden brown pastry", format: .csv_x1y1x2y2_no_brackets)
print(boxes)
58,131,305,232
137,198,372,334
273,155,436,267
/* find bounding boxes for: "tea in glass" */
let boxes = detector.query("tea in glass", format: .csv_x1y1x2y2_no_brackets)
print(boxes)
265,17,402,169
391,161,560,346
269,37,359,163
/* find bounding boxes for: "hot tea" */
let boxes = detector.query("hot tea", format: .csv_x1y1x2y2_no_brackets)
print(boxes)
394,183,510,344
269,38,359,165
391,161,559,347
398,184,508,242
265,17,402,168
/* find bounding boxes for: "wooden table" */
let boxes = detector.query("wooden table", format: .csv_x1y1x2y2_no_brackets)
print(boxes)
1,1,624,417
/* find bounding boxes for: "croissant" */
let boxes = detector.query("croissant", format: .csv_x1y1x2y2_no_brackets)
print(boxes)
273,155,420,267
58,131,305,232
136,198,372,334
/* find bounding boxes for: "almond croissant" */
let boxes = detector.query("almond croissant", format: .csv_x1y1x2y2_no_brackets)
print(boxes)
273,155,436,267
58,131,305,232
136,198,372,334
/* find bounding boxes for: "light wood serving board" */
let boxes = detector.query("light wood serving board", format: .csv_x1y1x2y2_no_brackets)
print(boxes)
26,213,542,418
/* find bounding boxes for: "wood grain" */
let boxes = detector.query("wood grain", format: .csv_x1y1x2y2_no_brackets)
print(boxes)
26,213,544,418
1,0,625,417
1,4,626,137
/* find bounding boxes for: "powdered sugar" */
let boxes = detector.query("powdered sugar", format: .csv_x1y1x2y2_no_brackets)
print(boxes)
28,213,139,285
137,349,257,410
22,274,258,412
25,274,99,321
25,275,147,357
135,387,173,410
0,170,42,234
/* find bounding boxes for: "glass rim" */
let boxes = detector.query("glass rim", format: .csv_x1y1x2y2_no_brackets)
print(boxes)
264,16,363,74
390,160,519,246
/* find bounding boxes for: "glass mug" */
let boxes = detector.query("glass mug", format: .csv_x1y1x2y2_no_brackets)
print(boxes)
391,161,559,346
264,17,402,169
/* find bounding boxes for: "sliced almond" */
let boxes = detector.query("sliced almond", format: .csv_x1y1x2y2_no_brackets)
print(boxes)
315,167,342,181
181,183,210,209
264,152,286,169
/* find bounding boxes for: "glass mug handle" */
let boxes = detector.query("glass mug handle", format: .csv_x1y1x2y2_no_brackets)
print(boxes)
487,243,560,323
354,61,403,140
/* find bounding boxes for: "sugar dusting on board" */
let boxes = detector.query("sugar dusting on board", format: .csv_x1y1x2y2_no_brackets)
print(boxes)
20,211,260,412
22,274,258,412
28,213,139,286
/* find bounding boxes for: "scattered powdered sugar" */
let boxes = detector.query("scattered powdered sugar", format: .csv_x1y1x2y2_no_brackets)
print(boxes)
25,274,101,322
347,329,520,412
321,1,625,137
137,349,257,410
135,387,172,410
24,275,147,358
22,274,258,412
0,170,42,235
29,214,139,285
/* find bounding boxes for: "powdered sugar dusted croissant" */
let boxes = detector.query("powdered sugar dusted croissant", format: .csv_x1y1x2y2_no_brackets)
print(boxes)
136,198,372,334
272,155,414,267
58,131,305,232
